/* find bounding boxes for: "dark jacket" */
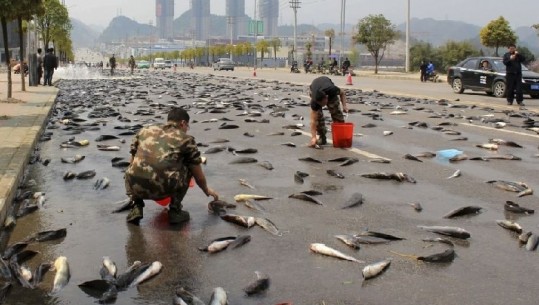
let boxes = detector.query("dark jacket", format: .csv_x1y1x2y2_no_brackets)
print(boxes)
310,76,340,111
43,53,58,70
503,52,525,74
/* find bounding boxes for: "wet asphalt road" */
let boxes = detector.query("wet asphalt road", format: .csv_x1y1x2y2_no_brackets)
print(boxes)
2,68,539,305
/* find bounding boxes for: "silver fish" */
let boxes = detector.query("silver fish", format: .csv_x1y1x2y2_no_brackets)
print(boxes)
443,206,482,218
518,232,532,244
335,235,361,249
97,144,121,151
310,243,364,263
61,154,85,164
409,202,423,212
209,287,227,305
289,193,324,205
362,259,391,280
496,220,522,233
476,143,498,150
368,157,391,163
488,138,523,148
175,287,206,305
238,179,255,189
327,169,345,179
255,217,282,236
418,225,471,239
418,248,455,263
229,157,258,164
525,234,539,251
102,256,117,278
198,237,236,253
234,194,272,202
129,261,162,287
220,214,256,228
51,256,70,294
446,169,461,179
94,177,110,190
404,154,422,162
422,237,454,247
258,161,274,170
504,201,534,214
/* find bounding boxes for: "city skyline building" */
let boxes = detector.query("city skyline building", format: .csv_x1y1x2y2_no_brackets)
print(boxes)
225,0,247,40
156,0,174,39
258,0,279,37
191,0,211,41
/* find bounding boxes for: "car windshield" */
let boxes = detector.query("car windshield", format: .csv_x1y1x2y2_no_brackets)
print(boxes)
491,59,529,72
220,59,232,63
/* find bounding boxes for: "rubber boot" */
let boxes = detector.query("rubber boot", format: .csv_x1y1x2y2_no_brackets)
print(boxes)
126,199,144,225
317,133,327,145
168,205,190,225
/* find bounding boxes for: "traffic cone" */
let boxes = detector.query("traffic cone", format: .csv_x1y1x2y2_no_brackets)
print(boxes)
346,72,353,85
253,69,257,77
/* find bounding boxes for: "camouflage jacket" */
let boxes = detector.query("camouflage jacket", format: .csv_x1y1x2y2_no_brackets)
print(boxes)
126,122,202,181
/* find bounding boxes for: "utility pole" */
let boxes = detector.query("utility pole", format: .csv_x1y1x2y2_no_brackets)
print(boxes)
405,0,410,72
290,0,300,62
227,16,234,60
339,0,345,67
254,0,257,69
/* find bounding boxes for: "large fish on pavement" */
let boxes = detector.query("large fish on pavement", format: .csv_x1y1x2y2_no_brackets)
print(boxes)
486,180,532,197
129,261,162,287
443,206,482,218
289,193,324,205
175,287,206,305
255,217,282,236
234,194,272,202
418,225,471,239
25,228,67,243
335,235,361,249
198,237,236,253
488,138,522,148
417,248,455,263
362,259,391,280
496,220,522,233
244,272,270,296
209,287,227,305
504,201,534,214
220,214,256,228
51,256,70,294
309,243,364,263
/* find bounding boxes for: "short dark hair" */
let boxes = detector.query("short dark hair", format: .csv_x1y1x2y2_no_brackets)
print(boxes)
168,108,189,123
37,48,42,53
508,43,516,48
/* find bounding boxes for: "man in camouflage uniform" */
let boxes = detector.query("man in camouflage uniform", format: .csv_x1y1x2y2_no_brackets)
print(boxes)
309,76,349,147
124,108,219,225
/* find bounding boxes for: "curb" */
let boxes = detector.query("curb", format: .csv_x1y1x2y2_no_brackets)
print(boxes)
0,89,58,226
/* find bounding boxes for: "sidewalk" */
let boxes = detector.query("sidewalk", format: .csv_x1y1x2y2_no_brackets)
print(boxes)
0,72,58,224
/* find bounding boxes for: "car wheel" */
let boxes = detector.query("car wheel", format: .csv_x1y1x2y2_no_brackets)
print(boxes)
493,81,506,98
452,78,464,94
486,91,494,96
231,68,234,71
530,94,539,99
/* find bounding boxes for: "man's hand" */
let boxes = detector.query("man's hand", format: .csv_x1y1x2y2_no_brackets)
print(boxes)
206,187,219,201
308,137,318,148
342,104,348,113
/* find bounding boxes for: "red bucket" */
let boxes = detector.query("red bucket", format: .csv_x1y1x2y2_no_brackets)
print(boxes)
331,122,354,148
154,178,195,206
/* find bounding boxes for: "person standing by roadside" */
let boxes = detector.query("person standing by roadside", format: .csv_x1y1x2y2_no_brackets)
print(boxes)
503,44,526,106
419,60,428,82
36,48,43,85
109,54,117,76
128,55,136,74
43,48,58,86
308,76,348,147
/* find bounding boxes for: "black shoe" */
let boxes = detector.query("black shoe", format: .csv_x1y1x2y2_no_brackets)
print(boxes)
507,102,513,105
126,205,143,225
168,209,190,225
517,102,525,106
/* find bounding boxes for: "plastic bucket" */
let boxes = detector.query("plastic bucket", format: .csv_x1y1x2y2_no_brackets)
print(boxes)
331,122,354,148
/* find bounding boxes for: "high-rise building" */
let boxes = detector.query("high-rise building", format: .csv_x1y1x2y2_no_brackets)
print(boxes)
258,0,279,37
156,0,174,39
226,0,247,40
191,0,211,41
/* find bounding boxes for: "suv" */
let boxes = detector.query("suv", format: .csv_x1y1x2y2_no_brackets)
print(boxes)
153,58,165,69
447,56,539,98
212,58,234,71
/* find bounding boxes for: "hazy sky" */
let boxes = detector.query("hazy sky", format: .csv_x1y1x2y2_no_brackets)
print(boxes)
66,0,538,29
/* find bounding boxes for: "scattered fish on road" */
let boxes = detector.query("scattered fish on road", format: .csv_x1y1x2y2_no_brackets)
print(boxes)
244,272,270,296
418,248,456,263
496,220,523,233
220,214,256,228
198,237,237,253
418,225,471,239
255,217,282,236
446,169,461,179
129,261,162,287
341,192,364,209
486,180,533,197
209,287,227,305
443,206,482,218
362,259,391,280
504,201,534,214
234,194,272,202
309,243,364,263
327,169,345,179
51,256,70,294
289,193,324,205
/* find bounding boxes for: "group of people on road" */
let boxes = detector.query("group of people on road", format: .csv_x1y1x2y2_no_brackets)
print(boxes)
419,60,436,82
35,47,58,86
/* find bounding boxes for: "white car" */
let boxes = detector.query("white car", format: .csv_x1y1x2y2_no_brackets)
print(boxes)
154,58,165,69
212,58,235,71
164,60,173,69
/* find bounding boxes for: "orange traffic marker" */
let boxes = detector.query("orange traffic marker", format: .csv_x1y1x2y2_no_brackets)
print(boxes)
253,69,257,77
345,72,353,85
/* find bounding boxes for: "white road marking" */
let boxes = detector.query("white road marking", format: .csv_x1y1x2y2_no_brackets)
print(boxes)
461,123,539,138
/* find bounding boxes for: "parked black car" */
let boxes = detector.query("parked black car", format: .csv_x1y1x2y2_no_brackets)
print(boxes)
447,57,539,99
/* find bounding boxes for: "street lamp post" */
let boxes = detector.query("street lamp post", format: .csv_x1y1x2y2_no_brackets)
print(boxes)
405,0,410,72
339,0,346,67
290,0,300,62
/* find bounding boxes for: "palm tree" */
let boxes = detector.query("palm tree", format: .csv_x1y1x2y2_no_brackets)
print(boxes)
325,28,335,56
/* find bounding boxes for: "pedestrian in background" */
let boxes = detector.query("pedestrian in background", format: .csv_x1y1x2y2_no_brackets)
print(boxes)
109,54,117,76
43,48,58,86
419,60,428,82
36,48,43,85
503,44,526,106
128,55,136,74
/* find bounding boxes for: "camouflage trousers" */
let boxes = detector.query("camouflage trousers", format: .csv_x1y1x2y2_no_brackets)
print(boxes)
316,97,345,136
124,169,192,211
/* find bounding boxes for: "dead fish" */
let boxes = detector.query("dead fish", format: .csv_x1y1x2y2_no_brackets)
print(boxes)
443,206,482,218
243,132,255,137
235,148,258,154
244,272,270,296
361,123,377,128
301,190,323,196
298,157,322,163
76,170,96,179
383,131,394,136
341,192,364,209
258,161,274,170
267,131,285,136
198,237,236,253
102,256,117,278
361,172,416,183
10,250,39,265
409,202,423,212
112,161,130,168
0,282,12,303
32,262,52,286
309,243,364,263
234,194,272,202
518,232,532,244
404,154,423,162
357,231,405,241
25,228,67,243
446,169,461,179
95,135,119,142
369,157,391,163
209,138,230,143
3,215,16,229
63,171,77,180
496,220,522,233
449,154,468,162
449,136,468,141
97,144,121,151
488,138,523,148
99,285,118,304
486,180,530,195
422,237,455,247
220,214,256,228
327,169,345,179
114,261,148,289
470,154,521,161
390,110,407,115
255,217,282,236
129,261,162,287
525,234,539,251
175,287,206,305
281,142,296,147
289,193,324,205
2,242,28,260
282,123,304,129
239,179,255,189
51,256,70,294
208,200,236,215
362,259,391,280
294,171,309,184
414,152,437,158
228,235,251,249
94,177,110,190
9,260,33,288
218,124,239,129
111,198,133,213
290,131,303,136
229,157,258,164
418,225,471,239
476,143,498,150
61,154,85,164
504,201,534,214
339,158,359,166
417,248,455,263
204,147,226,154
209,287,227,305
335,235,361,249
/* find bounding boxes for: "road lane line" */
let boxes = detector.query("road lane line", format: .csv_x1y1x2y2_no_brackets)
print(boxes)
461,123,539,138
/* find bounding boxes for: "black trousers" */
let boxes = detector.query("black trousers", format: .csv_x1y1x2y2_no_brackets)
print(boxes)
506,73,523,103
